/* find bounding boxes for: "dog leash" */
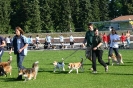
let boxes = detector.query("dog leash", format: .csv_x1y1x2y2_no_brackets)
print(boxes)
63,48,80,61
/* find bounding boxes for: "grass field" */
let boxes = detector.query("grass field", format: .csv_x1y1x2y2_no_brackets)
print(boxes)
0,49,133,88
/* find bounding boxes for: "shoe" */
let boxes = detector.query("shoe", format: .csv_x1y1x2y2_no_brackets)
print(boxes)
88,67,93,71
105,66,108,72
106,62,110,65
92,71,97,74
16,75,22,80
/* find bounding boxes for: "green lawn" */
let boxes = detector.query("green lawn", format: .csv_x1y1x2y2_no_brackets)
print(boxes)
0,49,133,88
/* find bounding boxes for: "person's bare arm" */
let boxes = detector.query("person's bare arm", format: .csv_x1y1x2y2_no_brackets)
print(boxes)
0,40,6,47
18,44,28,53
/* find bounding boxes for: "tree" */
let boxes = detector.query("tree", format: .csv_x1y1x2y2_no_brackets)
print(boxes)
109,0,123,19
59,0,72,32
0,0,12,33
10,0,29,31
70,0,80,31
91,0,100,22
121,0,133,15
40,0,53,33
10,0,42,33
78,0,92,31
99,0,109,21
27,0,42,33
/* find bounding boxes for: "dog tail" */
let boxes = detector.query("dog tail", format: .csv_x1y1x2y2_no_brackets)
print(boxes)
62,58,64,61
8,56,12,65
80,58,83,64
62,58,64,62
32,61,39,68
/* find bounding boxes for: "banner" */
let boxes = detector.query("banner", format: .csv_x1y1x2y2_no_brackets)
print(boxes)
129,18,133,28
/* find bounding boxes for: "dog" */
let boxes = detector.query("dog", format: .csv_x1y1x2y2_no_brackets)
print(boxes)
0,56,12,76
0,65,7,76
53,58,65,72
59,45,67,49
68,58,84,74
111,53,124,65
51,45,56,49
80,44,86,48
18,61,39,81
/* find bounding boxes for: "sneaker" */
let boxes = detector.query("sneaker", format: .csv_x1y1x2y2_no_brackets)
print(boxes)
88,67,93,71
92,71,97,74
106,62,110,65
105,66,108,72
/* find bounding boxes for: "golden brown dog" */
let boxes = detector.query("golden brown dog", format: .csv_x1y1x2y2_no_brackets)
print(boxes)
111,53,124,66
0,56,12,77
18,61,39,81
68,58,83,74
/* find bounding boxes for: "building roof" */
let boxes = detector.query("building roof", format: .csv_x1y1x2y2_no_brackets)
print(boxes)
111,15,133,22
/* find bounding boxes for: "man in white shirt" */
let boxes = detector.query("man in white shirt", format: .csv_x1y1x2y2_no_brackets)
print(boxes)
35,35,40,49
45,34,52,49
5,36,11,50
59,34,64,47
69,35,75,48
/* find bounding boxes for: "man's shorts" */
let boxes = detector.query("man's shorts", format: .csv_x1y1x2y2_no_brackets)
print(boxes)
85,46,92,61
70,42,74,45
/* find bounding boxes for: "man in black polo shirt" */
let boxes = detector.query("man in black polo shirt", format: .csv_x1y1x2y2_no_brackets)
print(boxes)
83,23,94,61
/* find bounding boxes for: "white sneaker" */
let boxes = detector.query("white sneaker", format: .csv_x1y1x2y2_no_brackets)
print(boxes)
92,71,97,74
88,67,93,71
105,66,108,72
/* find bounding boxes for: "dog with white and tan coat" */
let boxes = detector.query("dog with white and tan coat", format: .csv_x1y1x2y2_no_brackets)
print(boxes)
68,58,84,74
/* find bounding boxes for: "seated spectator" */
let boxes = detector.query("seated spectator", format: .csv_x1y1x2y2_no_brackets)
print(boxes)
102,32,108,49
69,34,75,48
120,33,126,45
28,36,34,45
5,36,11,50
35,35,40,49
44,34,52,49
59,34,64,48
27,36,35,49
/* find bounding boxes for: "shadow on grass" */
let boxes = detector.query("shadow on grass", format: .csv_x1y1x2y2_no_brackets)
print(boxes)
111,64,133,66
124,61,133,63
107,73,133,75
38,68,69,74
0,77,25,82
52,71,68,74
47,63,92,66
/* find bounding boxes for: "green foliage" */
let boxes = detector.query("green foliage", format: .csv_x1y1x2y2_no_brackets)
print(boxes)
99,0,109,21
0,0,133,33
78,0,92,30
91,0,100,22
0,50,133,88
0,0,12,33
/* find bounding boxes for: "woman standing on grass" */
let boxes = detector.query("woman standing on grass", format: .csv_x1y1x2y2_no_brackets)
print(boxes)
9,26,28,80
92,28,108,73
